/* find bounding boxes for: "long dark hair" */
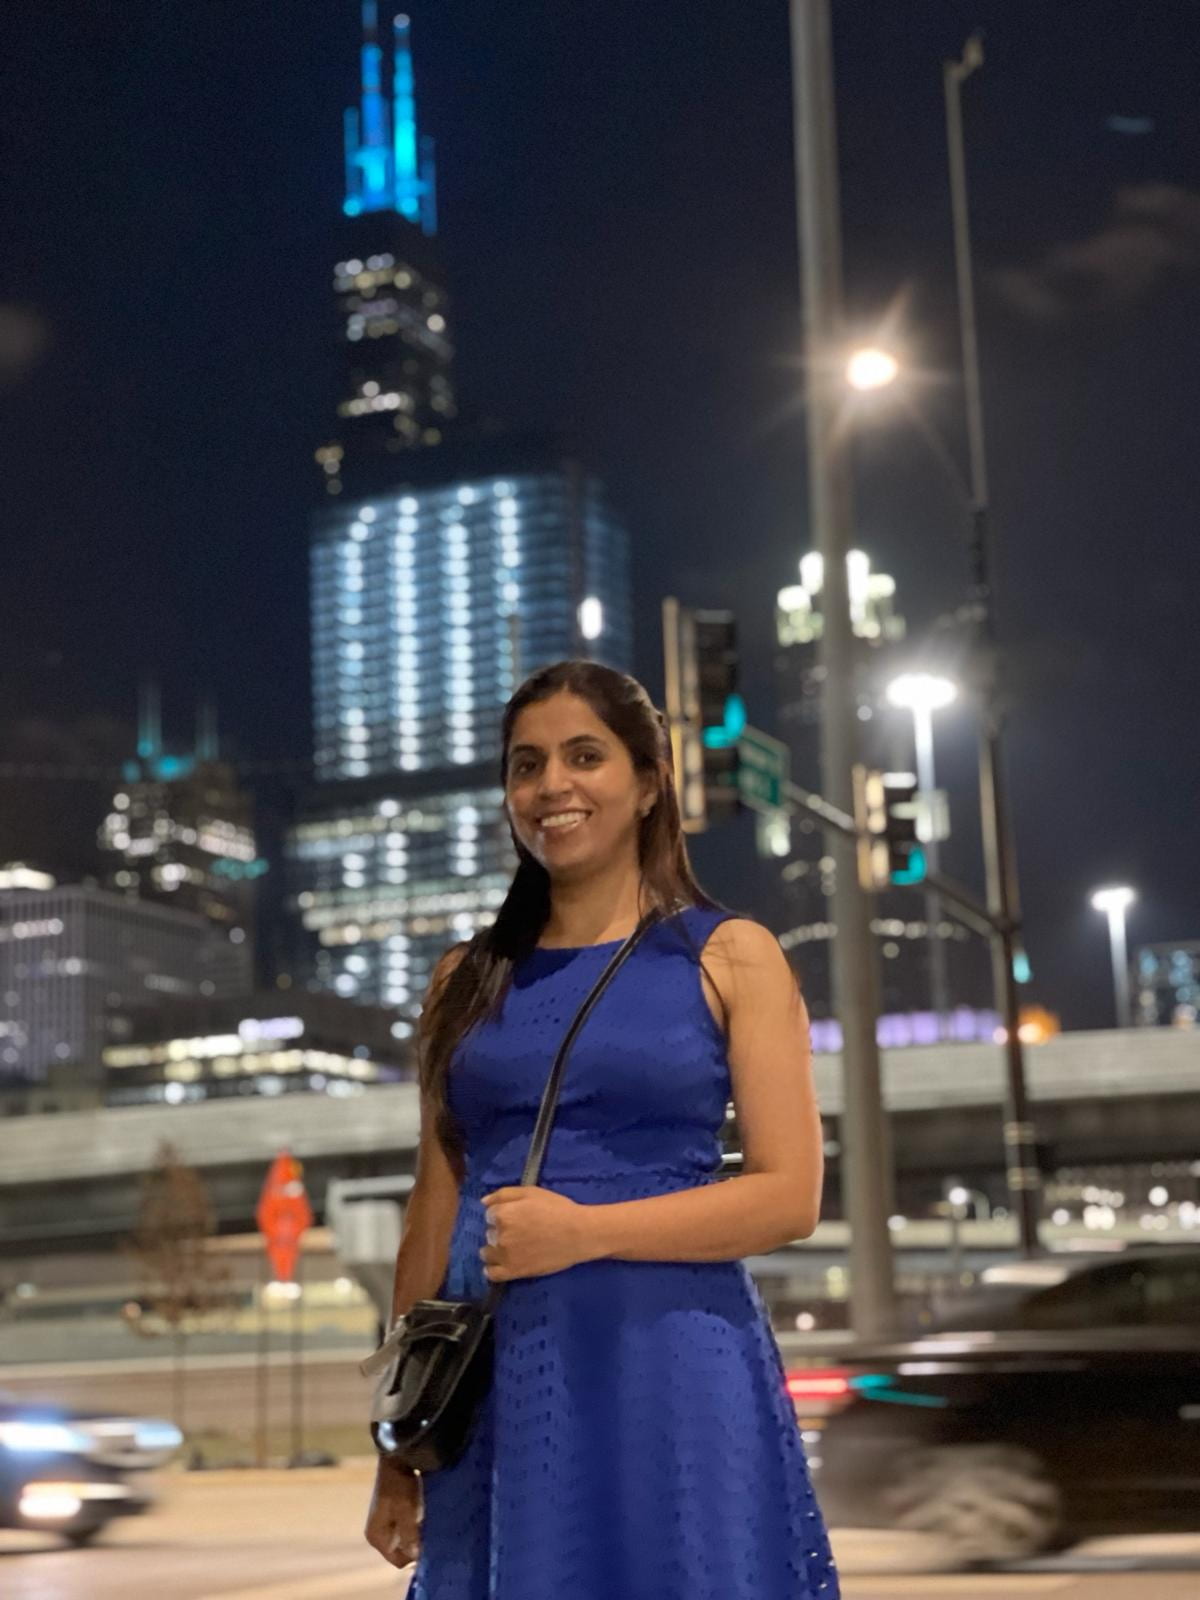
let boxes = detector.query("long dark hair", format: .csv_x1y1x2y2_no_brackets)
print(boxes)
419,659,730,1172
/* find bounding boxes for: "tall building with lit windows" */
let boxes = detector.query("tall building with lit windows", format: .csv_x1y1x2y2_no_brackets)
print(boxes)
314,3,455,500
0,874,246,1107
98,684,262,995
289,435,632,1015
310,437,631,782
286,12,633,1020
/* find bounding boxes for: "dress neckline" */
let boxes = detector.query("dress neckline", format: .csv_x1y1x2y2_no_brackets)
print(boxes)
531,934,627,955
530,906,689,956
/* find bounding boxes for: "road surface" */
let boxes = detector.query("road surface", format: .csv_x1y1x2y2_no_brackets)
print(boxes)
0,1464,1197,1598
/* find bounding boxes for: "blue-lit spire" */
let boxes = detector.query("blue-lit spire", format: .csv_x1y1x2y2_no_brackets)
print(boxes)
137,679,163,763
343,4,437,232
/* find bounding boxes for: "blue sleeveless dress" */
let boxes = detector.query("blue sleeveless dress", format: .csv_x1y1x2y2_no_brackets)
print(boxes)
408,905,840,1600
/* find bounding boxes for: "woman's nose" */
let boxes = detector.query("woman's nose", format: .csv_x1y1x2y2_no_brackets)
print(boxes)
537,760,571,797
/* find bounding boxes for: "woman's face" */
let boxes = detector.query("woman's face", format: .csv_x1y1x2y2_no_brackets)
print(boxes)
504,691,654,879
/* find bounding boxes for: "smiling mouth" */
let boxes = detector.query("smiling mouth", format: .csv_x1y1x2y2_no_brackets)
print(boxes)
536,810,591,836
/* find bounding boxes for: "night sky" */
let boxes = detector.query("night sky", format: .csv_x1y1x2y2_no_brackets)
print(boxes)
2,1,1197,1029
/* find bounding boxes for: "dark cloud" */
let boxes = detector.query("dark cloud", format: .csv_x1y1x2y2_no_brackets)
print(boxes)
994,183,1200,319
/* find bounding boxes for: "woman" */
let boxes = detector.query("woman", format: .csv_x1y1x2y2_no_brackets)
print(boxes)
365,660,839,1599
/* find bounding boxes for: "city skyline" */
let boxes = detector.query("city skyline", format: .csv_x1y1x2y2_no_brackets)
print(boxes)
2,0,1198,1027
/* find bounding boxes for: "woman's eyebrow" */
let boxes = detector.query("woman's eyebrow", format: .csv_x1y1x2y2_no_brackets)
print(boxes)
508,734,608,757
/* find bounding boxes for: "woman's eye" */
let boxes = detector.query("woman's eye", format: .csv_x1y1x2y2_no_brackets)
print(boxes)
575,749,600,765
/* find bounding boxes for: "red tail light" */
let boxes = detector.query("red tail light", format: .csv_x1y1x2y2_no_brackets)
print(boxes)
785,1367,852,1402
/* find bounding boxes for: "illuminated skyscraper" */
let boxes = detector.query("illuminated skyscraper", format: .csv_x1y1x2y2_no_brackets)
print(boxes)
0,875,245,1107
98,684,263,994
286,15,632,1019
290,436,631,1014
315,3,455,498
310,439,630,783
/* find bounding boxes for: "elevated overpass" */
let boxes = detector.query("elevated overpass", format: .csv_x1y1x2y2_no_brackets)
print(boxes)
0,1027,1195,1255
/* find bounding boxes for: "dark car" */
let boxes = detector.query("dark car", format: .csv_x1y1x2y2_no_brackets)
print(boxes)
791,1249,1200,1565
0,1395,181,1545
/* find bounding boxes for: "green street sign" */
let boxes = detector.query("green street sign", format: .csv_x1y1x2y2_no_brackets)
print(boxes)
737,725,789,814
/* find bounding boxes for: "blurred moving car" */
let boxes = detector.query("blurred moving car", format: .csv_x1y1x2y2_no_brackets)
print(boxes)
0,1395,181,1545
789,1249,1200,1565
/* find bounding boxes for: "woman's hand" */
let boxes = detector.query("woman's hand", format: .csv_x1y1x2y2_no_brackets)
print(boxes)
365,1456,422,1569
479,1186,602,1281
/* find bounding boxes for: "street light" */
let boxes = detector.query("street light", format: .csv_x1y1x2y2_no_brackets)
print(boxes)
846,347,900,392
1090,885,1136,1028
886,673,958,1030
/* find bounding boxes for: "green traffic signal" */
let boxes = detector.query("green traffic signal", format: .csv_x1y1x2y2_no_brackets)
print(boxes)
891,845,927,886
701,693,747,750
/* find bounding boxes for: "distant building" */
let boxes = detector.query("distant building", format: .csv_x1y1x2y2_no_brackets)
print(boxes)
314,4,455,500
286,14,633,1017
0,879,245,1110
287,769,513,1013
1135,941,1200,1028
103,989,415,1107
292,434,632,1012
310,435,632,786
97,684,262,993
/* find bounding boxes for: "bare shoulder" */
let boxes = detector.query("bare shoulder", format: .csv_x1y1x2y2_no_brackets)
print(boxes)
703,916,789,979
697,916,796,1036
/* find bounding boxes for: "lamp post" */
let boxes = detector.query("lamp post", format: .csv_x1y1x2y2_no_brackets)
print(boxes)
886,673,957,1030
791,0,897,1338
1090,885,1136,1028
944,1181,969,1283
943,34,1041,1258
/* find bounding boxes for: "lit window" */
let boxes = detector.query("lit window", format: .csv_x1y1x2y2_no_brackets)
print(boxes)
579,596,604,640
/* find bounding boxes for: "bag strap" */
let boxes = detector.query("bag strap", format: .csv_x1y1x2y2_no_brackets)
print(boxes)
480,904,664,1313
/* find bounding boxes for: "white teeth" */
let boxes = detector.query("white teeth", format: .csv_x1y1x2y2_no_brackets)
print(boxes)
539,811,589,831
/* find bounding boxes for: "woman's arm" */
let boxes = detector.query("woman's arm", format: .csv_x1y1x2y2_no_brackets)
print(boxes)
579,918,825,1264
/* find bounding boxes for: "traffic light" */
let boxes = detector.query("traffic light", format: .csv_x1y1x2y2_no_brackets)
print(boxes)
854,767,928,890
694,609,742,826
662,600,743,831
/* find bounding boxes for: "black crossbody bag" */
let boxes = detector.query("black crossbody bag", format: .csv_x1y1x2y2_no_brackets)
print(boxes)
361,908,662,1474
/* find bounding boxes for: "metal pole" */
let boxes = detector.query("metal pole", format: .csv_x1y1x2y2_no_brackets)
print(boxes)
791,0,897,1338
1108,906,1131,1028
912,705,951,1030
255,1257,269,1468
944,38,1041,1256
290,1269,305,1465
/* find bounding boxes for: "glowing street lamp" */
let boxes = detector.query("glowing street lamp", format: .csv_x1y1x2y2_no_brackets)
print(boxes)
846,347,900,392
886,672,958,719
1090,885,1136,1028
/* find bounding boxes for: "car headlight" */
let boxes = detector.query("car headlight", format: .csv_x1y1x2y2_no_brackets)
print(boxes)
0,1420,89,1454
